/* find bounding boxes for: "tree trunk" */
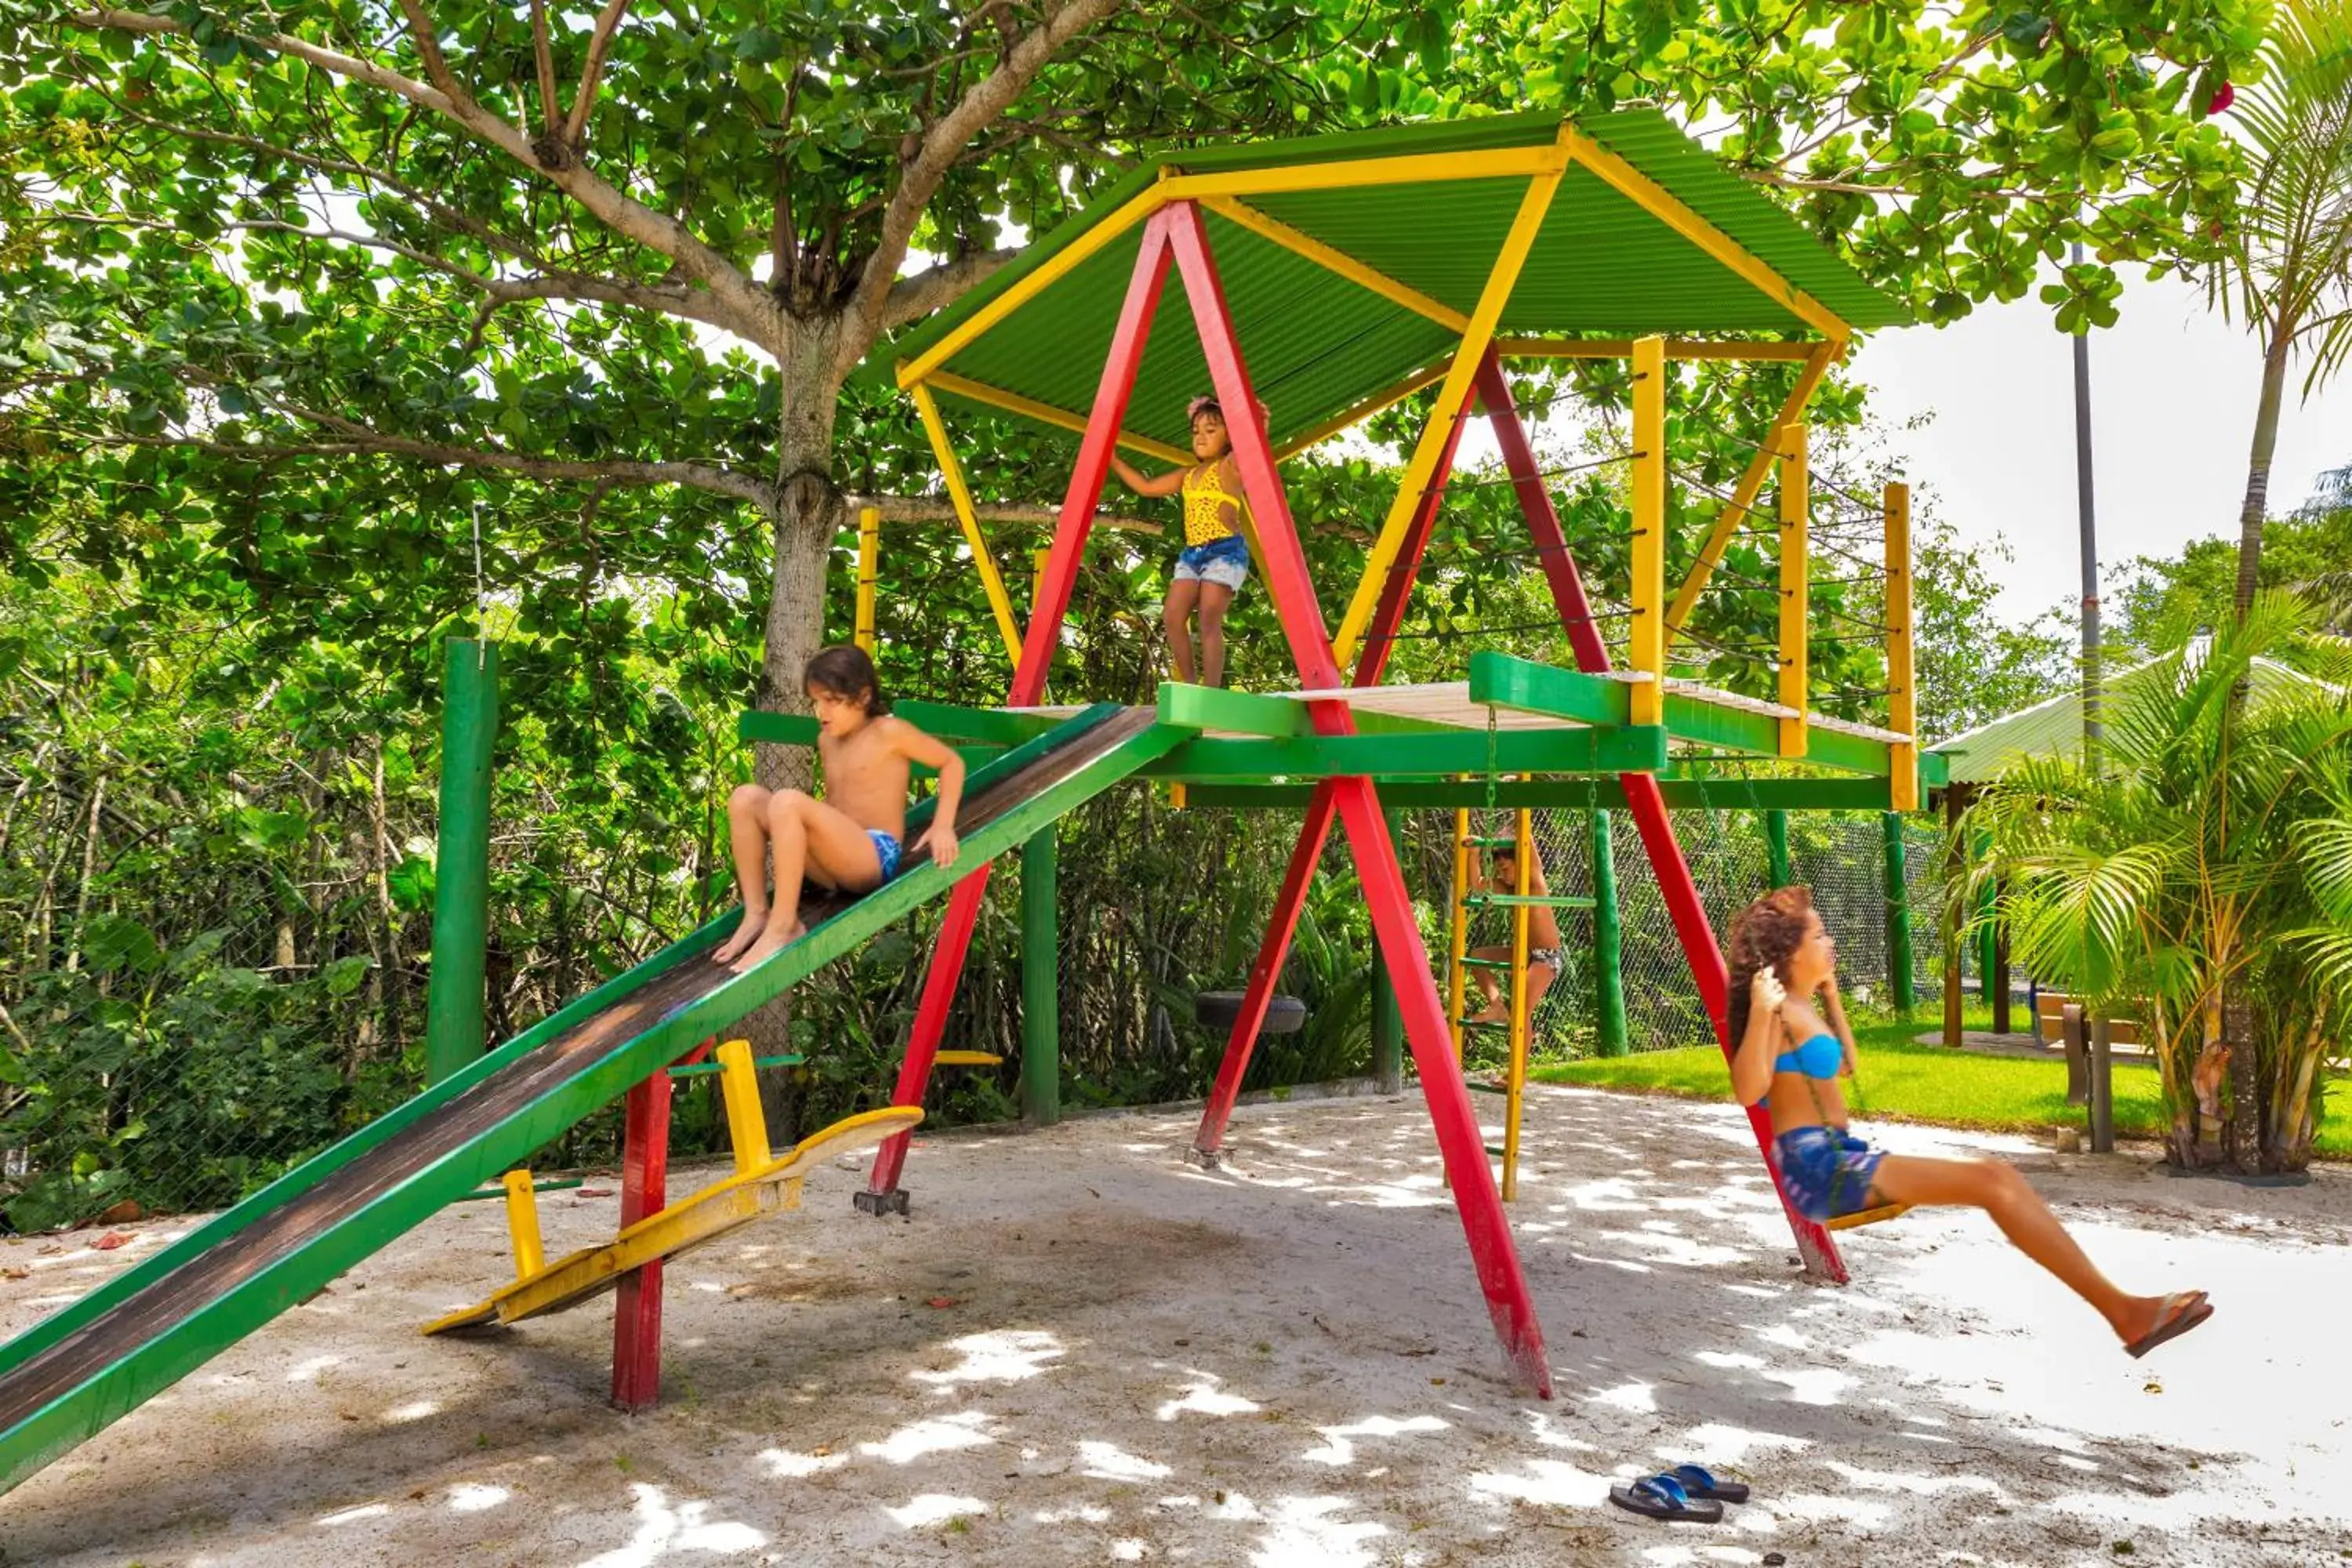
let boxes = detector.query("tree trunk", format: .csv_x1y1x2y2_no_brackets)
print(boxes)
743,318,849,1137
2233,325,2293,622
2222,997,2258,1173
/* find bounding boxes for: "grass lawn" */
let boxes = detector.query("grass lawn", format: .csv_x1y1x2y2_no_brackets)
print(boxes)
1532,1013,2352,1161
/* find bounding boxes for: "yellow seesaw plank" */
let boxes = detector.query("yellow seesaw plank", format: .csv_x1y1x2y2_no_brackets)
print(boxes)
423,1105,922,1335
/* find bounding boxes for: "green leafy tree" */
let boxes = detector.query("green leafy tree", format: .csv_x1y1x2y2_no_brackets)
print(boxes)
2114,466,2352,646
1,0,1399,765
1969,593,2352,1171
2204,0,2352,619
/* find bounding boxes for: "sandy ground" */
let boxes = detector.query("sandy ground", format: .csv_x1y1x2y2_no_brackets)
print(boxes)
3,1084,2349,1568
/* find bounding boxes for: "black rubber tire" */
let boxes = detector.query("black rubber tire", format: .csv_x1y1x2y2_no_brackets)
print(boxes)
1193,991,1308,1036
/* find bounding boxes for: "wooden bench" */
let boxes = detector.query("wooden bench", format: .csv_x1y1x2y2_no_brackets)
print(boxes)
2035,991,2143,1048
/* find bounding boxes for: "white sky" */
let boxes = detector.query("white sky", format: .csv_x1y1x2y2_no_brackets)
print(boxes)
1846,271,2352,627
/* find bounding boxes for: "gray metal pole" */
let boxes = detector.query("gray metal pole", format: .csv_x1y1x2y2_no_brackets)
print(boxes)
2071,238,2103,759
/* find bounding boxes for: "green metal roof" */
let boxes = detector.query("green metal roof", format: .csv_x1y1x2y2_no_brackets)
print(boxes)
880,109,1907,454
1929,654,2339,783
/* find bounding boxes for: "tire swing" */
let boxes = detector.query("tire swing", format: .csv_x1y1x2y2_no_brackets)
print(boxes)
1193,989,1309,1036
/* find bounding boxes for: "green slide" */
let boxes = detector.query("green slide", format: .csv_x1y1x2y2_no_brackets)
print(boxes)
0,702,1185,1497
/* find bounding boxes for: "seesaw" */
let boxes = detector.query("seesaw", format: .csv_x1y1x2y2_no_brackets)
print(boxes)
425,1038,922,1334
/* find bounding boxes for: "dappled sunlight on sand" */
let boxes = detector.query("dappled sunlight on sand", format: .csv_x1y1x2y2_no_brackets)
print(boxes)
575,1484,765,1566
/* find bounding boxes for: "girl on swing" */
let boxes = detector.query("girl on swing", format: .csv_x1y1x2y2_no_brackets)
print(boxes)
1727,885,2212,1359
1109,394,1261,688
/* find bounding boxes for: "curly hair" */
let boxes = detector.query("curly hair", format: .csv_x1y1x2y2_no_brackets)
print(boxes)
1724,885,1817,1045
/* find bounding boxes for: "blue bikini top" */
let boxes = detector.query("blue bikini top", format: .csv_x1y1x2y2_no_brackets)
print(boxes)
1774,1031,1842,1080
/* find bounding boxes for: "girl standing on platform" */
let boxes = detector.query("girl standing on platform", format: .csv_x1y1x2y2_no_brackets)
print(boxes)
1110,394,1261,688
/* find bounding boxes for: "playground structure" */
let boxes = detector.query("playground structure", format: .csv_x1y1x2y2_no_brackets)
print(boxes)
0,107,1942,1494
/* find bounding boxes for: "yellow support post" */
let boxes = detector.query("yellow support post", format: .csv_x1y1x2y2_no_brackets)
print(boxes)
1663,339,1842,641
1778,423,1810,758
1886,481,1918,811
502,1169,545,1281
1502,807,1534,1203
716,1037,772,1177
910,381,1025,666
1558,126,1851,342
1628,336,1668,725
1335,151,1569,666
1158,144,1567,204
1200,196,1470,332
855,506,880,655
924,369,1195,466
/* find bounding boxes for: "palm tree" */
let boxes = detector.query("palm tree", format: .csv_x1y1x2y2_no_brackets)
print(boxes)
2208,0,2352,621
1965,595,2352,1171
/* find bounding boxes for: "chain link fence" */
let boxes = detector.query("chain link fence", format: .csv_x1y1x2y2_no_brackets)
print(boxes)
4,720,1948,1236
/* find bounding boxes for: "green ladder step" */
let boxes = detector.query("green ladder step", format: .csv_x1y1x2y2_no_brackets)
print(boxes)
666,1053,807,1079
1462,834,1523,848
1484,1143,1509,1158
1465,1080,1510,1097
1457,1017,1509,1031
1458,956,1520,971
1463,893,1597,909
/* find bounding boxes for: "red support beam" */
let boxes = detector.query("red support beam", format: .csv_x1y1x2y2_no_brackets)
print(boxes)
865,213,1178,1208
1189,376,1474,1160
1473,353,1846,1282
1169,202,1551,1395
611,1061,675,1410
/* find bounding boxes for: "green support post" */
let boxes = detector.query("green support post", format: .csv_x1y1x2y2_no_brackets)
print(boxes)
1592,809,1628,1057
1764,808,1791,889
1882,812,1914,1015
1021,826,1061,1127
1371,813,1404,1091
1973,829,1999,1022
425,638,498,1086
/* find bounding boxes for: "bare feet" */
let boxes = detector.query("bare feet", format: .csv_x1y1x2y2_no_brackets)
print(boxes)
1463,1004,1508,1026
729,919,807,974
2118,1290,2212,1357
712,907,767,965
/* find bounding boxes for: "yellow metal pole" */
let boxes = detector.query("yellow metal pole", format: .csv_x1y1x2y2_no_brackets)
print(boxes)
1886,481,1918,811
716,1036,772,1176
1664,339,1842,641
1158,144,1567,203
1628,336,1668,725
910,381,1025,666
1448,804,1472,1063
1503,806,1534,1203
1778,423,1810,758
1558,126,1851,341
501,1168,545,1281
1200,195,1470,332
1335,155,1568,666
855,505,880,655
925,369,1194,465
899,189,1169,388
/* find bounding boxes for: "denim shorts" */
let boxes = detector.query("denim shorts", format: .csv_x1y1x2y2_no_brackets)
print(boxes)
1174,534,1250,590
1775,1124,1886,1221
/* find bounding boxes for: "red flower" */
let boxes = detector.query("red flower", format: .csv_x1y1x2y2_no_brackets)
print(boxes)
2205,80,2235,116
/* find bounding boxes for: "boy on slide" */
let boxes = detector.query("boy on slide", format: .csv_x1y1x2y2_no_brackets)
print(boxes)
1109,394,1261,688
713,646,964,972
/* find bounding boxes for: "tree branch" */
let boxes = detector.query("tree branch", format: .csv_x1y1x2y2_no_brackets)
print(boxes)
840,0,1127,375
72,425,785,512
67,8,786,354
528,0,563,137
847,492,1163,536
390,0,488,120
564,0,633,148
881,247,1021,331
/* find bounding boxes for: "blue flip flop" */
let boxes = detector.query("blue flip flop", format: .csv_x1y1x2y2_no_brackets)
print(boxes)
1664,1463,1750,1504
1608,1472,1725,1523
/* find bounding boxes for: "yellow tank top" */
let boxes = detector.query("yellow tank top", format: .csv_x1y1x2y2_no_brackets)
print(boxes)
1181,461,1250,547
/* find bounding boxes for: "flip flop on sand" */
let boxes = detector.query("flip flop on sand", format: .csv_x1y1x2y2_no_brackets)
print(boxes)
1664,1463,1750,1504
2125,1290,2213,1359
1608,1472,1724,1523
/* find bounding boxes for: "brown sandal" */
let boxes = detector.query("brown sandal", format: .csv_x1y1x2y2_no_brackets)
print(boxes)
2125,1291,2212,1359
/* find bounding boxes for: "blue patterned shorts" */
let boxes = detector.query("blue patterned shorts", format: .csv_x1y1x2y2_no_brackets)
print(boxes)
866,829,902,882
1775,1125,1886,1221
